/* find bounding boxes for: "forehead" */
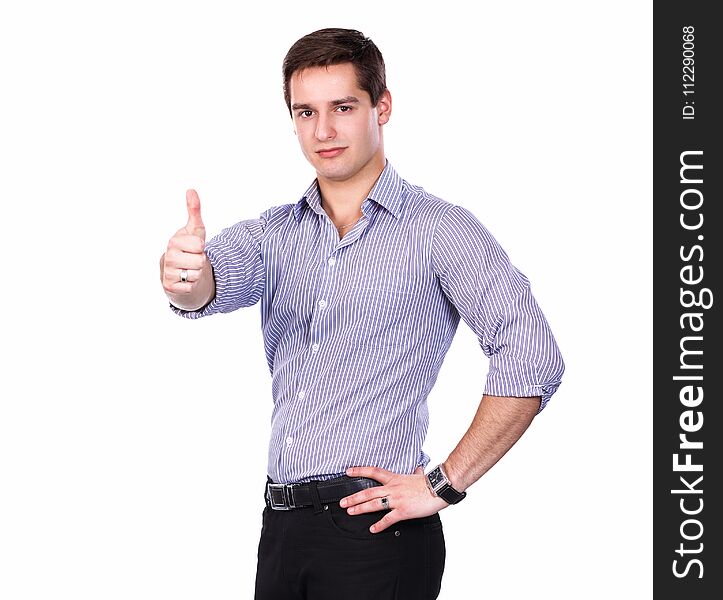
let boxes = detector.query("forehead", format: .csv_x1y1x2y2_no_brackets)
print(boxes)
289,63,370,106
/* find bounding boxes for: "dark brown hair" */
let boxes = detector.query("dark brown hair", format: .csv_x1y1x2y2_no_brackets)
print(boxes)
282,28,386,115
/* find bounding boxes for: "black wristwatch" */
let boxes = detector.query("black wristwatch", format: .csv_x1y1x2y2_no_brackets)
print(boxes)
425,464,467,505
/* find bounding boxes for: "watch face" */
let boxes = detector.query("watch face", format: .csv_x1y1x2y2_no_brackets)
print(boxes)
428,467,446,488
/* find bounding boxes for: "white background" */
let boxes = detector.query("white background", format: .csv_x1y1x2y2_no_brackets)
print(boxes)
0,1,652,598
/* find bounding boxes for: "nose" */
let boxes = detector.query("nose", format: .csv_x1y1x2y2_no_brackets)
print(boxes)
315,113,336,141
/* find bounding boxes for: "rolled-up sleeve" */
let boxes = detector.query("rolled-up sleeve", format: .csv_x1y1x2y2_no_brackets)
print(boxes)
432,204,564,411
170,210,270,319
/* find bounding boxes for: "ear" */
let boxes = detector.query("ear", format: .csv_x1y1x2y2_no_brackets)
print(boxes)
376,89,392,126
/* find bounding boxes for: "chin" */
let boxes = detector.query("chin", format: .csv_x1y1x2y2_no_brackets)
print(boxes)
314,161,355,182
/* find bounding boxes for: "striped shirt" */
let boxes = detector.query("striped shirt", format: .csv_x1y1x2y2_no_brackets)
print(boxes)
171,161,564,484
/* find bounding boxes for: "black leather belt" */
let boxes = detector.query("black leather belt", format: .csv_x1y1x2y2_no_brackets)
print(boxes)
265,475,381,510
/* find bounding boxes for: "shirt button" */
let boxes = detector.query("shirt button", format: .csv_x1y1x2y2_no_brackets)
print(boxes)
298,390,305,400
318,299,327,309
327,257,336,266
286,437,294,447
311,343,319,353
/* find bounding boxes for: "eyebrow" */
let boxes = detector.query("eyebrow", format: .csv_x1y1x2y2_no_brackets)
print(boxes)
291,96,361,111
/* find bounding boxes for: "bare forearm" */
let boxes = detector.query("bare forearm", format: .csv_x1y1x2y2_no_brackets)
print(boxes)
160,252,216,311
443,394,541,492
342,394,542,532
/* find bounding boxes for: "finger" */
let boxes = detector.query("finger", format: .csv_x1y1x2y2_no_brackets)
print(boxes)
163,281,195,295
165,268,200,284
164,249,207,271
370,511,399,534
162,269,201,294
340,486,385,509
345,466,394,484
169,231,206,254
414,466,424,475
346,495,392,515
185,189,206,241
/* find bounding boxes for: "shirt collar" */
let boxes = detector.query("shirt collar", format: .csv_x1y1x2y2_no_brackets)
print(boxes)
293,160,404,223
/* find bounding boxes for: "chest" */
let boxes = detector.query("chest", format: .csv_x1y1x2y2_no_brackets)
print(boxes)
262,214,431,329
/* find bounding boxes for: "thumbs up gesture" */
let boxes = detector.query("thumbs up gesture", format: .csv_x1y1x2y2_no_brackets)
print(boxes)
160,190,215,309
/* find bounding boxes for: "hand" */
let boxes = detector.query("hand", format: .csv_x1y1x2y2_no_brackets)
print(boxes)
161,189,209,296
340,466,449,533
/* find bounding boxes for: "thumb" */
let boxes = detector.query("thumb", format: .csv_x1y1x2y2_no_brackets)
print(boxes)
414,466,424,475
185,189,206,241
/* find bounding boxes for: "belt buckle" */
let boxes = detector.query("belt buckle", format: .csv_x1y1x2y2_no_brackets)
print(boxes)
267,483,296,510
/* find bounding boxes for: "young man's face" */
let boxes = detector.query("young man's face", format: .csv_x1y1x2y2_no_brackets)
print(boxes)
289,62,391,184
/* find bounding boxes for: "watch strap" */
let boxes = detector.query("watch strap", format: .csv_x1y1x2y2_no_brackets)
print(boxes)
437,484,467,505
426,464,467,505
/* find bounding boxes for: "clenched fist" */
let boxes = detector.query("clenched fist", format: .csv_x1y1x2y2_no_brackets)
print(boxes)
160,189,215,310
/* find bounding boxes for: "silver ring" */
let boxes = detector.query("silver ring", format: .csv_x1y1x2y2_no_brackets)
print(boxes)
179,269,188,283
381,496,389,510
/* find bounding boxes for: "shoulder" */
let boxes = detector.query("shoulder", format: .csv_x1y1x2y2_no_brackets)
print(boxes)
259,202,295,224
208,202,296,248
395,178,510,271
250,202,297,237
398,178,487,238
398,179,455,226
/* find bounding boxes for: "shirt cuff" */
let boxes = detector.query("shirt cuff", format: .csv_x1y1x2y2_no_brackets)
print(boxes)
484,356,563,413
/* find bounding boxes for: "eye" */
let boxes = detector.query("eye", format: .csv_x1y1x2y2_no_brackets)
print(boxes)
335,105,353,113
297,110,314,119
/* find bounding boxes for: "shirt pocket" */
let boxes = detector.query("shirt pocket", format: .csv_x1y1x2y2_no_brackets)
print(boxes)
346,287,413,348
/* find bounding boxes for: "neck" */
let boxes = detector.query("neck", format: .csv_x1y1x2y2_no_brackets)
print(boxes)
317,154,386,222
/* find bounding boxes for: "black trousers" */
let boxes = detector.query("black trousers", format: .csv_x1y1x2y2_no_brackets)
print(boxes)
254,500,446,599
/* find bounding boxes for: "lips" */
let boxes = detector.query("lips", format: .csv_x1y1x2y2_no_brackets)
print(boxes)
316,147,346,158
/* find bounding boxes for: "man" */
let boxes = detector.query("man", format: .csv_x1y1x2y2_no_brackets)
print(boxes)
160,28,564,600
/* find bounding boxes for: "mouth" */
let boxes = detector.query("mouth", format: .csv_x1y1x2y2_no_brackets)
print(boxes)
316,147,347,158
